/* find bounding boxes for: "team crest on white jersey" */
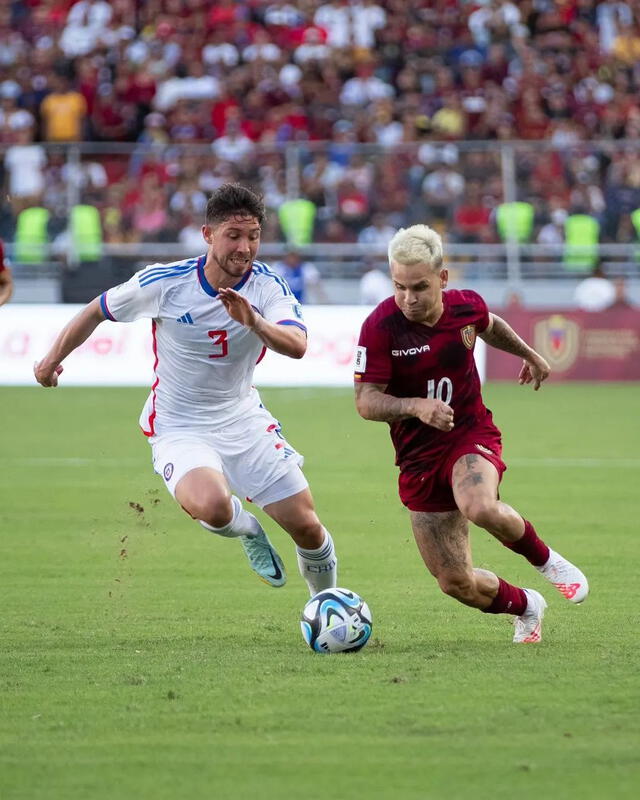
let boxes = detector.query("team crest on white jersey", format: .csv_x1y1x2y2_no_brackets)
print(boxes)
461,325,476,349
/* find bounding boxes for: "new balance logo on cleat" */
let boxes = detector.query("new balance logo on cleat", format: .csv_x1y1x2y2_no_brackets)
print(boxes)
513,589,547,644
555,582,581,600
176,313,194,324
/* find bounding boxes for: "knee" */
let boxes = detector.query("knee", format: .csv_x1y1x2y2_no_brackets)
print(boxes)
459,498,498,530
438,572,477,604
290,515,324,549
185,495,233,528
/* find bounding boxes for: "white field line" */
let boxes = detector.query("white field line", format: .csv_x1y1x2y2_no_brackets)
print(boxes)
510,458,640,467
8,457,640,468
11,457,144,467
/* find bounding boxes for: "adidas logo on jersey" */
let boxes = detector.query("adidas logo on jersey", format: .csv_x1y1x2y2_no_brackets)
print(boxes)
176,313,194,324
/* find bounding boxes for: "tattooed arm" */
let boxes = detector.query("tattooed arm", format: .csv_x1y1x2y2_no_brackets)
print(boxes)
479,313,550,390
354,381,455,431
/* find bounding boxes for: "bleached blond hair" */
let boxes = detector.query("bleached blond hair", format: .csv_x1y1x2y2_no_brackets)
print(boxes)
388,225,444,272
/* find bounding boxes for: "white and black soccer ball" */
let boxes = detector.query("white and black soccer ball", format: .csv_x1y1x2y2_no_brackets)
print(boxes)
300,587,372,654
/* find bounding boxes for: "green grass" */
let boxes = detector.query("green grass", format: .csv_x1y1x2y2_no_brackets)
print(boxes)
1,383,639,799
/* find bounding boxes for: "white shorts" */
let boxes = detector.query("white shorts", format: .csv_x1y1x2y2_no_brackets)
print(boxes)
149,404,309,509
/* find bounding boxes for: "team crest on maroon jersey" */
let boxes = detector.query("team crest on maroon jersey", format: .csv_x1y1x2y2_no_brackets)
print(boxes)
460,325,476,349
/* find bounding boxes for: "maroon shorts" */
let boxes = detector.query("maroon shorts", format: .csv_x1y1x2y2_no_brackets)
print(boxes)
398,425,506,513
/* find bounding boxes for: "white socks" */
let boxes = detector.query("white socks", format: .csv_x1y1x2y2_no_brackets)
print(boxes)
201,501,338,596
199,495,262,539
296,529,337,596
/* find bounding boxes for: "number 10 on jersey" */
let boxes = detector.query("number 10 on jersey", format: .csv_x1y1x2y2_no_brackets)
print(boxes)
427,377,453,404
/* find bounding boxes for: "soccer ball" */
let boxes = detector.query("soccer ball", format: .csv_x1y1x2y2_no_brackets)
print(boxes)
300,587,372,654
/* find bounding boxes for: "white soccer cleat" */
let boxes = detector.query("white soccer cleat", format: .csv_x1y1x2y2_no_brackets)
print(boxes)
240,530,287,588
513,589,547,643
536,549,589,604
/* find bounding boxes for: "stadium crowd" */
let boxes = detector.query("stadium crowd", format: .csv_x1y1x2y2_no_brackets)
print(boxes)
1,0,640,252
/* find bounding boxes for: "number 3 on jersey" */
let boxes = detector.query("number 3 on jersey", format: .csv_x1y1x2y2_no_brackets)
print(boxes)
208,330,228,358
427,377,453,404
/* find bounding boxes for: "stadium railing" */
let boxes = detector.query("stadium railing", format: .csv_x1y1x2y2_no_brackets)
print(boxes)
3,138,639,298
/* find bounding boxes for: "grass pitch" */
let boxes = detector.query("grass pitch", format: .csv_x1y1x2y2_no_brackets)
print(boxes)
1,383,639,799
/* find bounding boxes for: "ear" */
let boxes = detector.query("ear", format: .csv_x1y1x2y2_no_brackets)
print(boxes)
440,268,449,288
202,224,212,243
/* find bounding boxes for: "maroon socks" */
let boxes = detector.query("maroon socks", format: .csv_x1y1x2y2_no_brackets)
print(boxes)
482,577,527,616
503,519,550,567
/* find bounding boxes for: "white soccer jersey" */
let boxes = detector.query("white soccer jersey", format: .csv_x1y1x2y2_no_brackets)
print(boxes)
100,255,306,435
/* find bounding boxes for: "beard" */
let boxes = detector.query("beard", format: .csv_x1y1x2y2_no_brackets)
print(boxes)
218,253,252,277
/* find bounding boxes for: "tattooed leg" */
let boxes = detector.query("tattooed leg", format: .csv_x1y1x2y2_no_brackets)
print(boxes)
410,509,499,609
451,453,526,543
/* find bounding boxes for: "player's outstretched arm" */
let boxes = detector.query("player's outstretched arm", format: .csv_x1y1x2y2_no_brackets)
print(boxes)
218,287,306,359
355,382,454,431
34,297,106,387
479,313,550,390
0,265,13,306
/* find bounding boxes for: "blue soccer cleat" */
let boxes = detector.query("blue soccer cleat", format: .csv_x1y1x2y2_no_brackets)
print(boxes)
240,529,287,588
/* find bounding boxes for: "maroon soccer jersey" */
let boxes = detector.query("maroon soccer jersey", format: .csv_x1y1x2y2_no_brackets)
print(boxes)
355,289,500,472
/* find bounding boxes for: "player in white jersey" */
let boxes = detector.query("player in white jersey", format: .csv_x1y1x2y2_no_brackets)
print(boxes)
34,184,338,597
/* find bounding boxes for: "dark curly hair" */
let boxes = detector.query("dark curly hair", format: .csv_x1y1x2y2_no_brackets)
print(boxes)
205,184,267,227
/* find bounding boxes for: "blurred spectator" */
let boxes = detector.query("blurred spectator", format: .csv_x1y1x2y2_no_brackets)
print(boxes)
91,83,136,141
202,29,240,68
0,0,639,258
4,126,47,214
63,157,108,206
610,276,634,308
327,119,358,167
263,1,306,31
128,174,170,242
468,1,521,48
273,249,328,304
0,238,13,307
154,62,220,113
0,82,35,142
537,208,567,247
357,213,396,246
243,30,282,63
611,21,640,65
314,1,351,49
358,258,392,305
293,27,331,64
339,58,395,106
452,180,493,244
352,0,387,49
212,121,255,164
421,163,465,226
336,178,371,232
178,213,207,256
596,1,633,53
431,93,467,139
40,72,88,142
59,0,113,57
302,152,344,211
574,263,616,311
129,113,169,177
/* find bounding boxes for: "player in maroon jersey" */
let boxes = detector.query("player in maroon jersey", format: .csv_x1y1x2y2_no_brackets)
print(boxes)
354,224,588,643
0,238,13,307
